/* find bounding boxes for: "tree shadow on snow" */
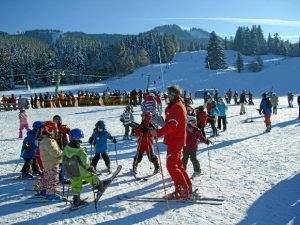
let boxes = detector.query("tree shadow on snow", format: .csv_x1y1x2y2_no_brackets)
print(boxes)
236,172,300,225
272,118,299,128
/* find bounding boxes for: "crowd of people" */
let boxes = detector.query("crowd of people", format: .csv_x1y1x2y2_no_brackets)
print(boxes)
9,84,300,208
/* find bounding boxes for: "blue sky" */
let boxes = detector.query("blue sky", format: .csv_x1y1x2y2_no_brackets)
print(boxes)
1,0,300,42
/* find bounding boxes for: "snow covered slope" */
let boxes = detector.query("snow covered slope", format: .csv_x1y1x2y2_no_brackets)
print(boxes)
0,51,299,225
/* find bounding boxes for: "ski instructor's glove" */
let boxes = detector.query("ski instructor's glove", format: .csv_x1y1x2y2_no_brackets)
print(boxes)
112,138,117,144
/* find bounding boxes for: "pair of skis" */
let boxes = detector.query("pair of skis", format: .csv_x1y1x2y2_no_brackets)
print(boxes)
118,190,224,205
62,165,122,214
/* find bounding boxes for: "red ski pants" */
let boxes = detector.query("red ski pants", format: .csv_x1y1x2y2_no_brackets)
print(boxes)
264,114,271,126
166,146,192,193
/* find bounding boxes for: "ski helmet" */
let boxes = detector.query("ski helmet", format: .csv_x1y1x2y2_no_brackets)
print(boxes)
96,120,105,129
69,128,84,141
141,111,152,122
42,121,58,134
187,116,196,125
32,121,43,130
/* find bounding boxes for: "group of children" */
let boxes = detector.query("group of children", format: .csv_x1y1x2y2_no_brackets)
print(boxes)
19,109,117,206
18,90,221,204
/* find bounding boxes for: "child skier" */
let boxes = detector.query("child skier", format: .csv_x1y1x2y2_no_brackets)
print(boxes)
39,121,62,200
18,107,31,138
196,105,208,138
259,93,272,132
120,105,134,139
216,97,228,131
89,120,116,173
133,112,160,174
183,116,211,178
63,128,109,207
209,101,219,137
52,115,70,149
20,121,43,178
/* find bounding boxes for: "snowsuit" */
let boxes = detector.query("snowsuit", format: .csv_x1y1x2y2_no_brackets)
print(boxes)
89,129,114,170
55,124,70,149
209,105,219,137
21,130,40,175
156,98,192,194
63,144,100,193
183,126,207,174
271,95,279,115
239,92,247,115
134,120,159,171
120,110,134,138
259,98,272,131
217,101,228,131
196,109,208,137
39,134,62,194
19,111,31,138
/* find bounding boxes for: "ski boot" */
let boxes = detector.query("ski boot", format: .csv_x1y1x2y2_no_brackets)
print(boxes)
73,194,87,207
46,194,62,201
153,162,160,174
22,172,33,179
191,170,202,179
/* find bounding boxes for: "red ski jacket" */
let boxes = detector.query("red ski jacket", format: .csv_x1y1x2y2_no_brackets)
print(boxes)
196,111,208,127
135,121,153,152
184,126,207,151
157,99,187,149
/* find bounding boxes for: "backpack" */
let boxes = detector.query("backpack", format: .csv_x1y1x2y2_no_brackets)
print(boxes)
266,98,272,109
63,155,81,178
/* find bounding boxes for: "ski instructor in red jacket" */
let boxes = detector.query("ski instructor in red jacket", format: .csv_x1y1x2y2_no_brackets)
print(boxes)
151,85,192,199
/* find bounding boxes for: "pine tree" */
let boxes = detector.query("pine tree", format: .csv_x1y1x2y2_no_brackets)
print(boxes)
236,52,244,72
205,31,227,70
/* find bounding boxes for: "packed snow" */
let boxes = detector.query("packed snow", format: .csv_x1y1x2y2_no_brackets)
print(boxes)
0,51,299,225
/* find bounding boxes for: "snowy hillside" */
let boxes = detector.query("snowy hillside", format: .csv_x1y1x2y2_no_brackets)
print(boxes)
2,50,300,98
0,51,299,225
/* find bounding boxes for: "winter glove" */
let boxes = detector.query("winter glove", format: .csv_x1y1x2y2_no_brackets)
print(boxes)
205,139,213,145
87,166,96,174
88,137,96,145
112,138,117,144
23,144,31,152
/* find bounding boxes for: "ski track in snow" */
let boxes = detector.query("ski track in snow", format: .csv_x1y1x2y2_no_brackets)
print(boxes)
0,51,299,225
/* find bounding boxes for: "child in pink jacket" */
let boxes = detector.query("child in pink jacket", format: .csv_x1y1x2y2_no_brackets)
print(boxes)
183,116,210,178
18,107,31,138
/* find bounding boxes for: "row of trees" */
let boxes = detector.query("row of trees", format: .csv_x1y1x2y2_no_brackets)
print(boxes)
205,25,300,71
232,25,299,57
0,31,179,89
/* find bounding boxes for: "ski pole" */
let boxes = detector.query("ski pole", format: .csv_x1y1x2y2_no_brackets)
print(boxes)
208,150,212,179
61,165,65,196
114,143,118,165
13,160,21,173
154,138,169,209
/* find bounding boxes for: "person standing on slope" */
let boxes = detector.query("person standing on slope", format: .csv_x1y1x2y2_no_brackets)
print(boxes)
150,85,192,200
63,128,109,207
259,93,272,132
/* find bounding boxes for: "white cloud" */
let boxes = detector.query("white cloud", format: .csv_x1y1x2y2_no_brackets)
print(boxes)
154,17,300,27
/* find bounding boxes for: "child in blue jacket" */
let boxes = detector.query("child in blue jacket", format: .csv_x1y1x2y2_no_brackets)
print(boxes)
89,120,116,173
20,121,43,178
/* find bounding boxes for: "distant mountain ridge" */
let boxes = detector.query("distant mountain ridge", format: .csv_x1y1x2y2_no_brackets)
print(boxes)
17,24,210,45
